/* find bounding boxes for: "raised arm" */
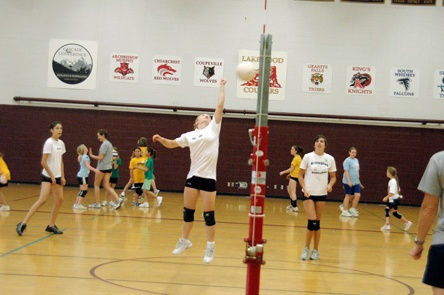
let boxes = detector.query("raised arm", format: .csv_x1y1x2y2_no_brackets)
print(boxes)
152,134,180,149
213,78,226,124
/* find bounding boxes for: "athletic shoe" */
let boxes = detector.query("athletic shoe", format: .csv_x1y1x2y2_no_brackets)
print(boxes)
172,238,192,255
204,246,215,264
109,201,116,207
349,208,359,217
381,224,391,231
129,185,136,191
133,202,141,206
114,198,124,210
157,196,163,207
310,249,320,260
286,205,298,212
339,204,344,212
119,192,125,198
139,202,149,208
45,225,63,234
0,205,10,211
341,210,352,217
88,203,101,209
16,222,27,236
101,201,108,207
155,189,160,196
301,247,310,261
404,221,413,231
77,204,87,210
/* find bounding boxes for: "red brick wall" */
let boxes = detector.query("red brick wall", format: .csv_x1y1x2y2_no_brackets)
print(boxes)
1,104,442,205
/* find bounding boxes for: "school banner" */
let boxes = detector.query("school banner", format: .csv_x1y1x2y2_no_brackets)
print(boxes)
48,39,98,89
389,68,420,98
392,0,435,4
193,57,224,87
342,0,384,3
346,66,376,95
110,53,139,83
433,69,444,99
237,50,287,100
302,63,332,94
152,56,182,85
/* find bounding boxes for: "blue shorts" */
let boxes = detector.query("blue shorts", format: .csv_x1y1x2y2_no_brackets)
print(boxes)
185,176,216,192
343,183,361,196
423,244,444,288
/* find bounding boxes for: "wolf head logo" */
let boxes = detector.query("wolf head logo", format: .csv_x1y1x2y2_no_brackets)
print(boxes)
157,64,176,76
202,66,215,79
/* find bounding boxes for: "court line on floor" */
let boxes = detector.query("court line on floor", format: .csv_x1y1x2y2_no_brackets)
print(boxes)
0,231,67,258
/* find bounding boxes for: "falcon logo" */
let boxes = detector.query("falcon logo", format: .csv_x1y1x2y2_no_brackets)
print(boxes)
397,78,411,91
157,64,176,76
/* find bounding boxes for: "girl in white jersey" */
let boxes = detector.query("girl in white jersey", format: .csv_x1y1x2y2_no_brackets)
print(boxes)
153,78,226,264
298,134,337,260
16,121,66,236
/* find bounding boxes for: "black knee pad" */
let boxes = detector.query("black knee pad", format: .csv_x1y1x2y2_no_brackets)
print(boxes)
307,219,320,231
78,190,87,197
136,187,143,196
393,211,402,219
183,207,195,222
203,211,216,226
385,208,390,218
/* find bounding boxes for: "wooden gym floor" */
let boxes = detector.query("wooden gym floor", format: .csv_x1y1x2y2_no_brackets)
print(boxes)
0,183,432,294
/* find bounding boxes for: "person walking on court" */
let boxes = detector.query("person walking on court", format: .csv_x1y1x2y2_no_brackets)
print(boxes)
16,121,66,235
128,147,146,206
103,147,121,207
88,129,124,210
410,151,444,295
133,147,163,208
298,134,337,260
380,166,412,231
279,145,303,212
152,78,226,264
0,152,11,211
340,147,364,217
74,144,98,210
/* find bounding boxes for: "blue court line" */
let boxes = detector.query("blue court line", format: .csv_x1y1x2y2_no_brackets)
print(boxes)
0,230,66,258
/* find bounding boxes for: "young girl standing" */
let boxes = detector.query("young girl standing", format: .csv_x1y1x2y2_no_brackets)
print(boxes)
133,147,163,208
16,121,66,235
380,166,412,231
128,147,146,206
279,145,304,212
74,144,98,210
298,135,337,260
0,152,11,211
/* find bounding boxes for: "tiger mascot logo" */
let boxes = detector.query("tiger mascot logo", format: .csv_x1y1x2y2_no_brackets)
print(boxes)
310,73,323,85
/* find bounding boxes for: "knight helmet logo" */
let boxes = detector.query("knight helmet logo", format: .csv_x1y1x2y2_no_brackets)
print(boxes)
350,72,372,88
157,64,177,76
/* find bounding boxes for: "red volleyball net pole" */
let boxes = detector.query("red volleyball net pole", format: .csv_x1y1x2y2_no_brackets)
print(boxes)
244,33,272,295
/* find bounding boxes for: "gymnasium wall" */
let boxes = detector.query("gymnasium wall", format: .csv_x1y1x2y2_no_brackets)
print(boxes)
1,104,443,206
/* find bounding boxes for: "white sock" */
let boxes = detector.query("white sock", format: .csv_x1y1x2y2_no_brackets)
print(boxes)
207,241,215,248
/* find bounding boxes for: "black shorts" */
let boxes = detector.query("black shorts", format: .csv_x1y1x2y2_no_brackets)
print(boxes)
77,177,88,185
423,244,444,288
290,177,299,183
109,177,118,184
386,198,400,210
100,169,112,173
0,182,8,188
42,175,62,185
185,176,216,192
303,195,327,202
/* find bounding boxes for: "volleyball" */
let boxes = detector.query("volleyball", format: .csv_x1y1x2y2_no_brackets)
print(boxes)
236,62,256,81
